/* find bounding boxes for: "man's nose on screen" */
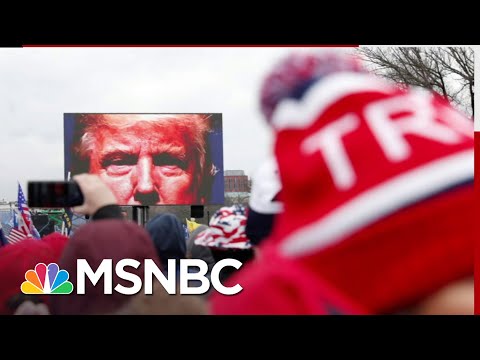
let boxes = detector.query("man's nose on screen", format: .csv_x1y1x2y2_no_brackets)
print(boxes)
134,156,160,204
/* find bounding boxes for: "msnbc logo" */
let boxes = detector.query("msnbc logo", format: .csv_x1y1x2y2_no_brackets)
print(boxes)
21,263,74,295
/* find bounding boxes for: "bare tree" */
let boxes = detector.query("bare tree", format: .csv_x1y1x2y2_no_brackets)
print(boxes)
224,193,250,207
356,47,474,118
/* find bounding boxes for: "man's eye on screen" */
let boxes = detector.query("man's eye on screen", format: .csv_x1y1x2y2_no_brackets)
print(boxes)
153,154,187,170
102,154,138,175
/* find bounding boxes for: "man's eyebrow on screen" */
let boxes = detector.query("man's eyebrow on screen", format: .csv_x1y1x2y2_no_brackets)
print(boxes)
152,145,187,168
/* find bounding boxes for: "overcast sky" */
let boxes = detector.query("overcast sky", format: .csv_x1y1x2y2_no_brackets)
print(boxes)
0,46,477,202
0,47,332,201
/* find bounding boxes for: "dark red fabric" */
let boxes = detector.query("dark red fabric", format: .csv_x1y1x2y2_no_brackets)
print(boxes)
50,220,161,315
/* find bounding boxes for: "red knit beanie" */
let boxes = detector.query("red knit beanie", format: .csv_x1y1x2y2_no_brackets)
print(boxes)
266,51,473,313
0,233,69,314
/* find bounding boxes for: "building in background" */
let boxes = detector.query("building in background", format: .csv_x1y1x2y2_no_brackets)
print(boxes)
224,170,250,192
224,170,251,206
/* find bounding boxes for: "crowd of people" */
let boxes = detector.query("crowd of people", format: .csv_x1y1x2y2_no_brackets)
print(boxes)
0,50,474,315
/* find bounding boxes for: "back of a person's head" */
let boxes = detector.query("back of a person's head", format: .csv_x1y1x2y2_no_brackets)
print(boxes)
250,50,474,314
50,219,161,315
146,213,187,270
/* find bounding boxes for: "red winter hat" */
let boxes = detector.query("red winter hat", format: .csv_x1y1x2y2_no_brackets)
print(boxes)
0,233,69,314
51,220,162,315
266,51,473,314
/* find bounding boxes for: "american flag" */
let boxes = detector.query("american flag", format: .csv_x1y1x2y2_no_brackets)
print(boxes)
17,182,40,239
6,208,32,244
7,228,31,244
2,211,25,245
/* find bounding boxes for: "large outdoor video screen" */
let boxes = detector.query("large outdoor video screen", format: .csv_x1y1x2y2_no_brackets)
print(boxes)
64,113,224,206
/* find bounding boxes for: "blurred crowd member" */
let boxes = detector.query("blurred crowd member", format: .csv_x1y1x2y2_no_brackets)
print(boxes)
194,205,254,284
210,50,473,315
50,219,162,315
145,213,187,274
245,156,283,249
70,113,217,206
0,232,68,315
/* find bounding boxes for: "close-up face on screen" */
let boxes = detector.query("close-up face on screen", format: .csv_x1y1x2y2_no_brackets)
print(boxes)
64,113,224,206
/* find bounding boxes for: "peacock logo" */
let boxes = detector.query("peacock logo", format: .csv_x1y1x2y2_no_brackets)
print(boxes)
21,263,74,294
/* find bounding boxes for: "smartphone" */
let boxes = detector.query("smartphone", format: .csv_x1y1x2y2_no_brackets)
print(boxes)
28,181,84,208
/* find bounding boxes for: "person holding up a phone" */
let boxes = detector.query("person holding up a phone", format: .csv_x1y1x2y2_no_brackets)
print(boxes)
72,174,124,221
